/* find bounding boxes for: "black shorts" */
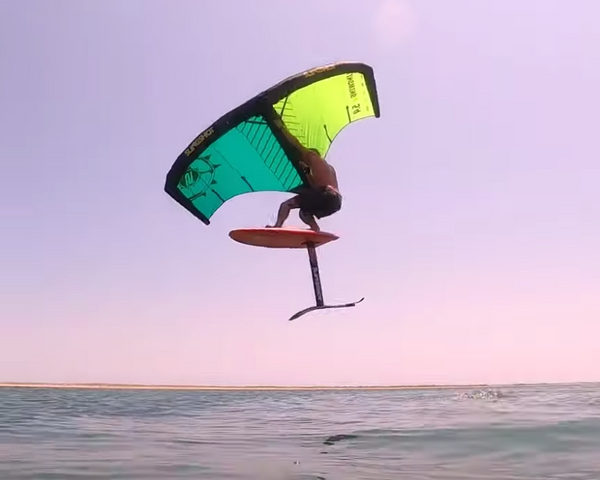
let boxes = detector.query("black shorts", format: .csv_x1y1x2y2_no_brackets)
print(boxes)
296,186,342,219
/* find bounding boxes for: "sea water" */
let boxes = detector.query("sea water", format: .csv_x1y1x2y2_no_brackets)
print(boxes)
0,383,599,479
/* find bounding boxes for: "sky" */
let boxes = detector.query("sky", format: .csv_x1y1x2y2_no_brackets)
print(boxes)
1,0,599,386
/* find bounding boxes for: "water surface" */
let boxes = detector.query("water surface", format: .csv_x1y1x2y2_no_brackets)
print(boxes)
1,383,599,479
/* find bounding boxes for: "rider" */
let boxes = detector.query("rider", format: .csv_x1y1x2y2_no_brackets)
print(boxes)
267,117,342,232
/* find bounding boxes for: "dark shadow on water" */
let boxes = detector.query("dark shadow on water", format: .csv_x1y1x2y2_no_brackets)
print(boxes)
322,433,358,446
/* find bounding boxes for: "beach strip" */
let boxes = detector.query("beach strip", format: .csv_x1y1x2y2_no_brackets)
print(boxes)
0,382,490,391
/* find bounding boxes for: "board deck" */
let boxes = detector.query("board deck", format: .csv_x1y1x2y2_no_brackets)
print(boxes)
229,227,339,249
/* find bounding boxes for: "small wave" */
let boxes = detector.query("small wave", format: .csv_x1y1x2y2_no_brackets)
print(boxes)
456,389,507,400
322,434,358,445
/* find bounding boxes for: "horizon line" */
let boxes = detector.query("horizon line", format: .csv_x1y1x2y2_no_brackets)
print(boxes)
1,381,596,391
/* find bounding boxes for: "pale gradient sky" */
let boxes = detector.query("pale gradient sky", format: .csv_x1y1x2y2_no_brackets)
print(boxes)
1,0,599,386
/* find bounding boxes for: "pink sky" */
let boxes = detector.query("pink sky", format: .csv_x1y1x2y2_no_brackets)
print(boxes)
1,0,599,385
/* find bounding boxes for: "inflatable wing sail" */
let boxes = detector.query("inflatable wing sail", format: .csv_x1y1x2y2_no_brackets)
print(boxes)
164,62,380,225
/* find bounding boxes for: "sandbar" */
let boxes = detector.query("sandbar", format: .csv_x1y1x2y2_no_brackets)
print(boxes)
0,382,491,391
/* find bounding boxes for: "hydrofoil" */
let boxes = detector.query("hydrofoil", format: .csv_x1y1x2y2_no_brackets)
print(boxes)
228,227,364,321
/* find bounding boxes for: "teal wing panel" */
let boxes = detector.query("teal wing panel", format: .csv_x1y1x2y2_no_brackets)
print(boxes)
172,115,303,222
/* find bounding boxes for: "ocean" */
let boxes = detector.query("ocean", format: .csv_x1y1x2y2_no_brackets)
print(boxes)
0,383,599,479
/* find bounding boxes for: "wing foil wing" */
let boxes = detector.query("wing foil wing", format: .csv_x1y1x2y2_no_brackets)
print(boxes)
165,62,380,225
